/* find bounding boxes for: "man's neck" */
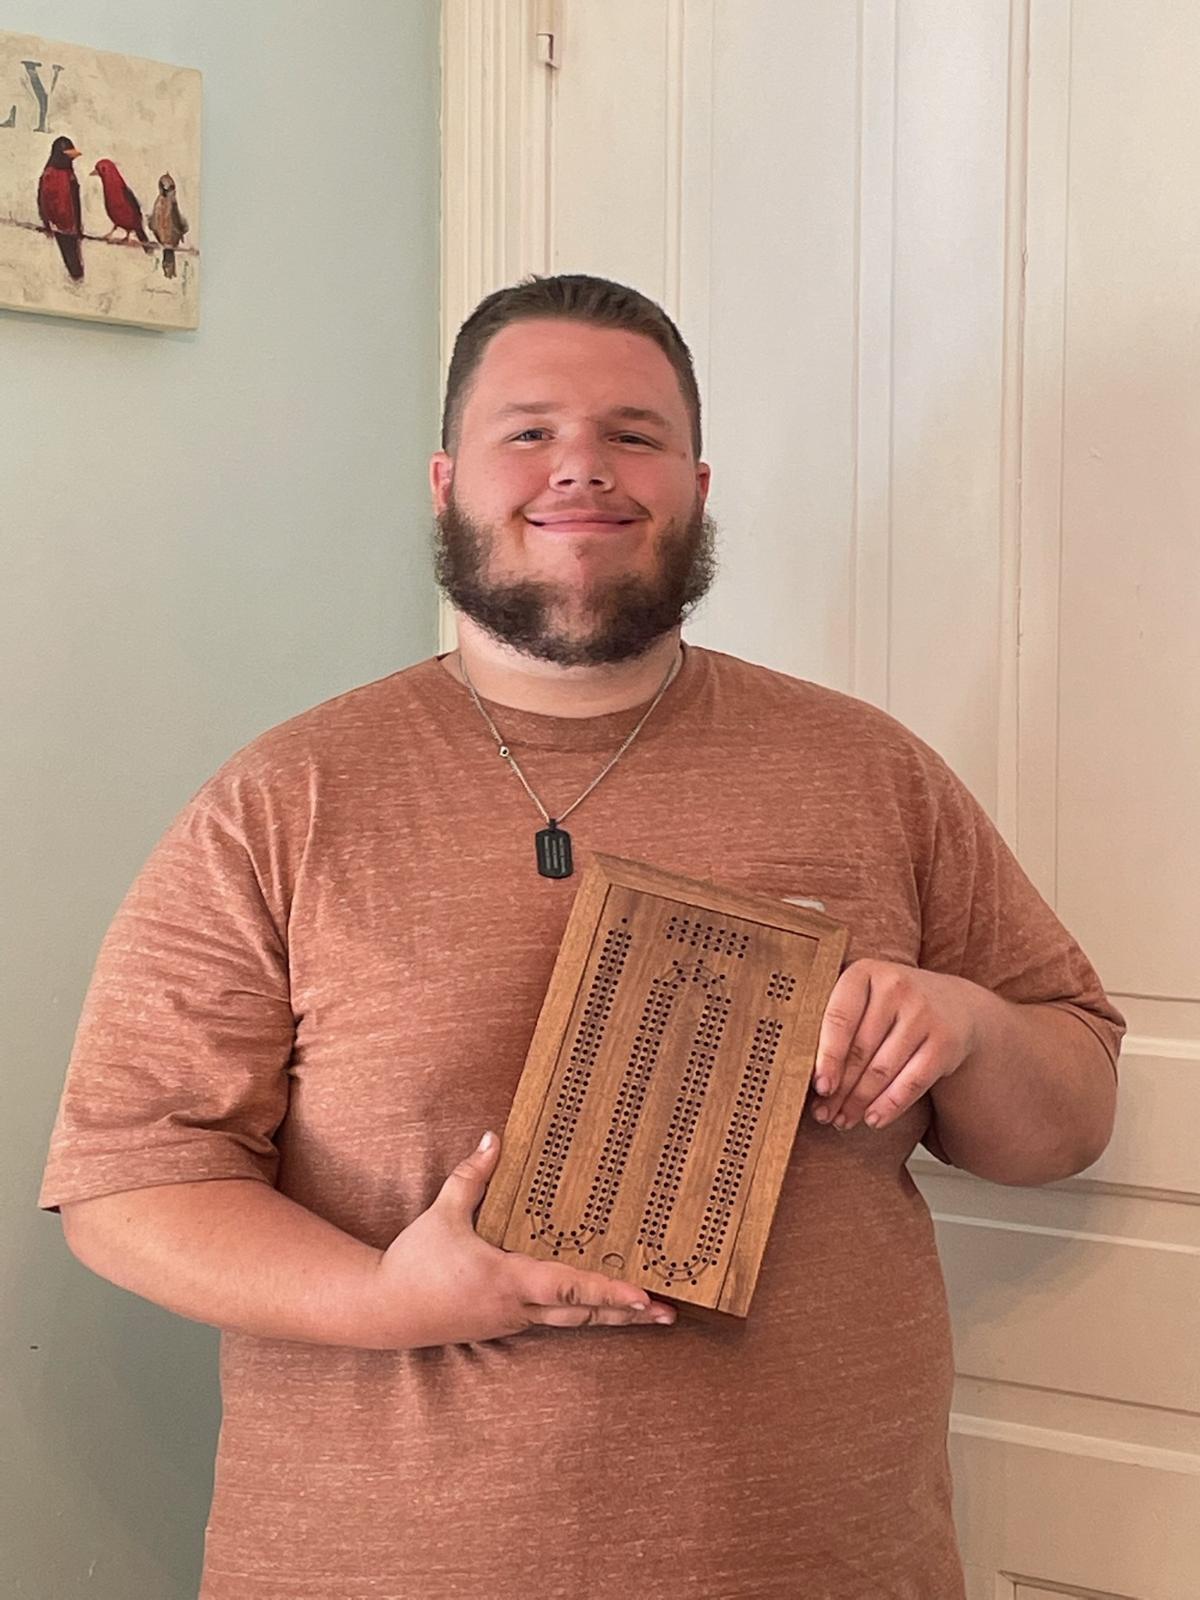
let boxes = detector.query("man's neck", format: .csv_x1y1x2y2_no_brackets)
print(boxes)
440,615,684,719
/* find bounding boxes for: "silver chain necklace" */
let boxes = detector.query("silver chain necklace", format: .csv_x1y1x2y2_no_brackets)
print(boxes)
458,647,682,879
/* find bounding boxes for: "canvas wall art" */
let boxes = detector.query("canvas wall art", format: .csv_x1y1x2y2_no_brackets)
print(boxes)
0,33,201,329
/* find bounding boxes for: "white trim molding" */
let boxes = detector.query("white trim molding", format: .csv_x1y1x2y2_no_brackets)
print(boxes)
851,0,898,712
1015,0,1073,898
438,0,557,651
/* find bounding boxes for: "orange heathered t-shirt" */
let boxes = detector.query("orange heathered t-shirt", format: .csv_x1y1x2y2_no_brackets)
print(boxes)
40,645,1124,1600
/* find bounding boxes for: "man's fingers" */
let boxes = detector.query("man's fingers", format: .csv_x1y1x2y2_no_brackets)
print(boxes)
813,979,899,1123
827,1018,930,1128
433,1130,502,1219
858,1037,945,1131
527,1302,676,1329
526,1259,645,1308
813,964,873,1096
515,1258,663,1318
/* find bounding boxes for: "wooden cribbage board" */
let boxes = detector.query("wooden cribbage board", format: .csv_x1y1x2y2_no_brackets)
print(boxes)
477,854,848,1319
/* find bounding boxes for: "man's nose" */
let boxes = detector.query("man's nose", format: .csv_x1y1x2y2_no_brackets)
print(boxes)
548,441,614,490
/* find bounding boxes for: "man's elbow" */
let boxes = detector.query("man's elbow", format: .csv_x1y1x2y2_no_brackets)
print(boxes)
939,1093,1116,1188
989,1102,1116,1188
59,1196,114,1272
1069,1062,1119,1175
59,1191,152,1279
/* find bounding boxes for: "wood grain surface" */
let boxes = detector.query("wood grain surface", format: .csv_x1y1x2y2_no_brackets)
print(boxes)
477,855,848,1318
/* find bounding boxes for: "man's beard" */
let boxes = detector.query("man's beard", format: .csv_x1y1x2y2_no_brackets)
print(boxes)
433,493,718,667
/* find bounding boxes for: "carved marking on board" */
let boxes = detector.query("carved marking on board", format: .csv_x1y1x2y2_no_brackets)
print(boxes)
636,971,733,1283
640,1013,783,1285
664,913,749,959
579,956,734,1245
524,924,631,1254
524,915,799,1275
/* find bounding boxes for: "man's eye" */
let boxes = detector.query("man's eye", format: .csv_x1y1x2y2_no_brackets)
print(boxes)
510,429,657,445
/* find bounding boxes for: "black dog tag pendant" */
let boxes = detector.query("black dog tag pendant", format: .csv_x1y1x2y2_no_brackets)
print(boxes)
535,821,573,879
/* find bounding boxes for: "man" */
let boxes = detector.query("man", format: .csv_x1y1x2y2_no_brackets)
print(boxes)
42,274,1123,1598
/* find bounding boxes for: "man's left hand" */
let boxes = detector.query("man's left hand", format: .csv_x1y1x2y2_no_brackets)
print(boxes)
811,960,988,1132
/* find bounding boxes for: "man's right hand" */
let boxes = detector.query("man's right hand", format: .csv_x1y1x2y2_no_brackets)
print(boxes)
372,1131,677,1347
59,1132,676,1352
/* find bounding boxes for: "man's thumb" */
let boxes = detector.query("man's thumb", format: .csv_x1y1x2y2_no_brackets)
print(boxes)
436,1130,501,1217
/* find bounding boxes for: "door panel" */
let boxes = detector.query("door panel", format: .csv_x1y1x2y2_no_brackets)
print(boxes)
443,2,1200,1591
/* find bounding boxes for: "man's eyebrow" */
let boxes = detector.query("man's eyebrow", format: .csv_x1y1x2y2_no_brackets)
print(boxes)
489,402,676,432
607,406,675,431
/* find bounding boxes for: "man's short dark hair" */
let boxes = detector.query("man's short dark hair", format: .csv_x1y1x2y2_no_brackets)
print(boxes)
441,273,703,457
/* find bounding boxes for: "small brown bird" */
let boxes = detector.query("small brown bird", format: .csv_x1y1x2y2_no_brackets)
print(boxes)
149,172,188,279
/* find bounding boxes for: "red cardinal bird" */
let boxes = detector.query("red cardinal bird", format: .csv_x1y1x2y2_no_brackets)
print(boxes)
91,158,154,252
37,135,85,280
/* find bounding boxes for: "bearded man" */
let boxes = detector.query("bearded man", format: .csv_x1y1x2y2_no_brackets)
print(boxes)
42,274,1122,1599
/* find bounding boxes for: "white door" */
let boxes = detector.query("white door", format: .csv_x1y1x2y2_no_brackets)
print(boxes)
441,4,1200,1594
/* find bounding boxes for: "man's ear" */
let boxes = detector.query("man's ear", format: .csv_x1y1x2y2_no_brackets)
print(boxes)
696,460,712,508
430,451,454,514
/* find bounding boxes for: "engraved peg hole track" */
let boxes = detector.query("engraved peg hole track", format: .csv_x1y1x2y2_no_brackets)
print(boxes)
664,913,750,960
518,887,809,1297
766,970,797,1003
524,922,631,1254
635,964,733,1285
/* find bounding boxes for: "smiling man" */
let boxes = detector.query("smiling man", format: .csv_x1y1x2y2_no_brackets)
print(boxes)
41,274,1123,1599
432,314,715,674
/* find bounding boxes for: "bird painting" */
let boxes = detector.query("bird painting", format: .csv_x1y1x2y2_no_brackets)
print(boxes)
37,135,85,281
91,157,154,252
149,172,188,278
1,32,202,330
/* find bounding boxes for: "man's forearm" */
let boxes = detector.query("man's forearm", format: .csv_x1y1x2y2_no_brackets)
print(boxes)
61,1179,392,1348
928,993,1117,1185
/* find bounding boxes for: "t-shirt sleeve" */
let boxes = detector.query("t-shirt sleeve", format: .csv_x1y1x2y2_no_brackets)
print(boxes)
905,744,1125,1169
39,781,294,1212
912,742,1126,1075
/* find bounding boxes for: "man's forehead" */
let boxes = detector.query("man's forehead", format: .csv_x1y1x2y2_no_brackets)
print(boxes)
467,320,686,423
486,399,677,431
482,320,675,378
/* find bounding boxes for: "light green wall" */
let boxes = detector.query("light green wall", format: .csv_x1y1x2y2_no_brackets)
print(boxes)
1,5,441,1594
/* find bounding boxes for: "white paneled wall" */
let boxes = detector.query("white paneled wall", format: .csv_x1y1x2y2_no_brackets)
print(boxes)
441,4,1200,1592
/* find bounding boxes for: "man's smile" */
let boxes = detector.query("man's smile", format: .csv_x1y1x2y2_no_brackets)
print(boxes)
524,511,644,532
